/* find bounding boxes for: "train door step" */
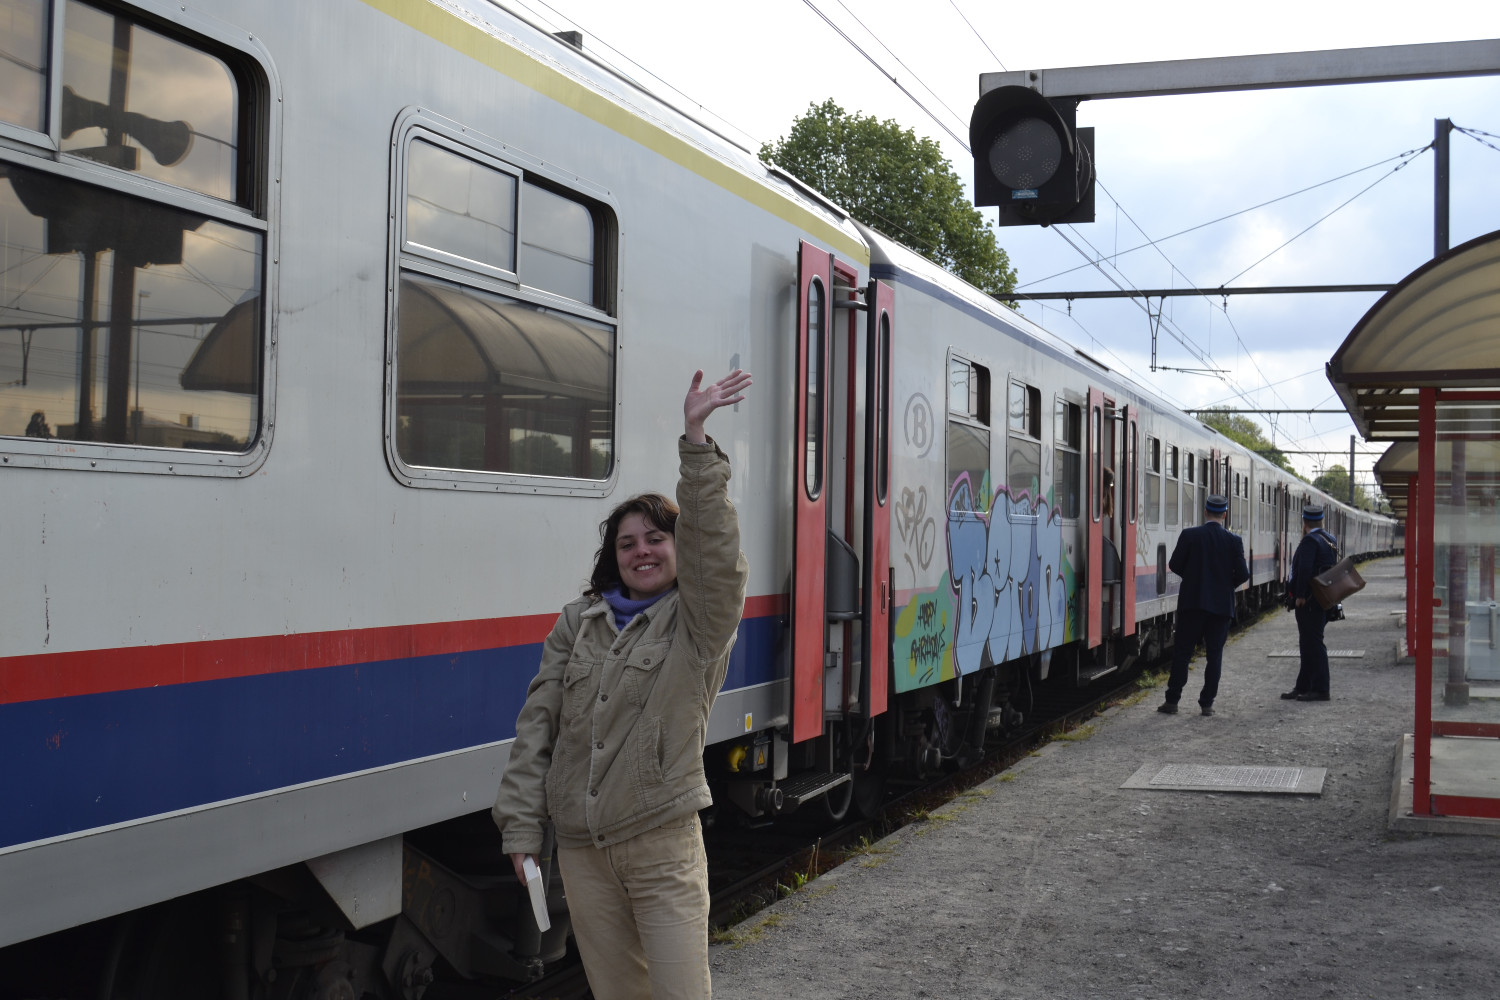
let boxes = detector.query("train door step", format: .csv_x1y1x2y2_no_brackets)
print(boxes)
1078,663,1119,683
777,771,851,809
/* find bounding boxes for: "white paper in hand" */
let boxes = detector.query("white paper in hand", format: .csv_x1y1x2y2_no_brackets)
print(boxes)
522,855,550,931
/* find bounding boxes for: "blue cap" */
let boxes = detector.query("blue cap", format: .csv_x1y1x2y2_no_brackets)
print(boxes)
1302,504,1324,521
1205,494,1229,514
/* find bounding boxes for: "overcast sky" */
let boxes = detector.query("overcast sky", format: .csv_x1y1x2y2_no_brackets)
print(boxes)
521,0,1500,489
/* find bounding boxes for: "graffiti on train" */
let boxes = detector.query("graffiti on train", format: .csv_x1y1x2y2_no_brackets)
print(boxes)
893,472,1070,693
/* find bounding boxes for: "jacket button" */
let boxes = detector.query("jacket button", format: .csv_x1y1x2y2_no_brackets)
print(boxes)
595,741,604,750
590,789,598,797
643,657,652,665
600,694,608,702
597,834,605,841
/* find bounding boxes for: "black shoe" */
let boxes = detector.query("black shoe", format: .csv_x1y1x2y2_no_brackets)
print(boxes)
1295,691,1330,701
1200,705,1215,716
1280,690,1303,700
1157,702,1178,714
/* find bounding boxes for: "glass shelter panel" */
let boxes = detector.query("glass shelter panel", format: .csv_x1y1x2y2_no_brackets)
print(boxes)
1431,403,1500,728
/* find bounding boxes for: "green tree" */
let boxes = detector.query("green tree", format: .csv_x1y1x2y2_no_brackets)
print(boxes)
1194,407,1299,477
1312,464,1372,510
761,99,1018,299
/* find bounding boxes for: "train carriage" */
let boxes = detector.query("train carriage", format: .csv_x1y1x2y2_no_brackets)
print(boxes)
0,0,1396,991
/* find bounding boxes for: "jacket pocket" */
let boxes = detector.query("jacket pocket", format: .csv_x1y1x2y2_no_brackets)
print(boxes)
622,639,671,708
562,656,597,717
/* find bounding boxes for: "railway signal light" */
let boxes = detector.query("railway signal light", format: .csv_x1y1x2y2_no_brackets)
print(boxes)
970,85,1095,227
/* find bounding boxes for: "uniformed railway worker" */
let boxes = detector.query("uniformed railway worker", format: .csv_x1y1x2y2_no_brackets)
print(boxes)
1159,493,1250,716
1283,504,1338,702
493,368,751,1000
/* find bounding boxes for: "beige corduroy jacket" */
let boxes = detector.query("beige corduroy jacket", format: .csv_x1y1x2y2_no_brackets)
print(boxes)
493,437,747,853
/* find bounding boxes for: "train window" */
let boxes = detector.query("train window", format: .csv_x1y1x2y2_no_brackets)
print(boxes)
1165,444,1179,527
393,274,613,477
1007,379,1040,436
406,139,519,277
949,356,989,422
0,1,269,471
1007,379,1041,500
1182,451,1195,525
1054,397,1081,519
2,0,48,132
1128,421,1138,524
390,116,617,490
59,1,247,203
521,179,597,303
1144,435,1161,525
947,356,989,503
805,278,824,499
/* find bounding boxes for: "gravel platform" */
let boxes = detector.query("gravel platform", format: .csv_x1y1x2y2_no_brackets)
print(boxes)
707,556,1500,999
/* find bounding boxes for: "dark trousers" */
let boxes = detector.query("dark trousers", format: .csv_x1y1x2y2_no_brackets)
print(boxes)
1166,607,1231,707
1294,602,1330,694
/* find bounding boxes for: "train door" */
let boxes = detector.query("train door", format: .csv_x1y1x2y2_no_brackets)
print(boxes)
1086,389,1134,647
792,241,893,770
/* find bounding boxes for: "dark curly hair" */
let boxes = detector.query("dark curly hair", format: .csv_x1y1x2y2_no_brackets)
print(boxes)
585,493,680,599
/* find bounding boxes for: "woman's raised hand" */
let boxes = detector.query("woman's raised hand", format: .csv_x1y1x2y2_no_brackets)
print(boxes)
684,368,752,444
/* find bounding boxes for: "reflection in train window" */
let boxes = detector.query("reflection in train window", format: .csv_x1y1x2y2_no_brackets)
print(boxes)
1054,398,1081,519
60,0,245,204
1165,444,1180,526
1183,451,1196,526
395,275,614,477
1007,379,1041,501
804,277,824,500
521,180,596,303
405,139,518,276
394,124,616,485
0,3,265,457
0,163,262,447
1144,435,1161,525
947,356,990,506
1,0,48,132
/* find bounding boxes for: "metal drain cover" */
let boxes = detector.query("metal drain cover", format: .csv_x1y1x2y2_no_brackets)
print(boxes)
1122,762,1326,794
1268,649,1365,658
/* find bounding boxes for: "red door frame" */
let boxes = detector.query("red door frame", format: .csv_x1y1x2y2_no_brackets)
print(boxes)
793,242,831,743
864,280,895,716
1122,405,1137,636
1085,387,1105,648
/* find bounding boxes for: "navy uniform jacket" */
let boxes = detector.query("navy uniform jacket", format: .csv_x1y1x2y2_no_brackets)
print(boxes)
1289,528,1338,601
1168,521,1250,618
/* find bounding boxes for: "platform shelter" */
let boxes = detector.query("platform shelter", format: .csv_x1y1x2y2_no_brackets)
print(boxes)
1329,228,1500,821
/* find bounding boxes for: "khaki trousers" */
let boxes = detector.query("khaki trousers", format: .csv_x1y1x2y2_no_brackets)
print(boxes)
556,813,711,1000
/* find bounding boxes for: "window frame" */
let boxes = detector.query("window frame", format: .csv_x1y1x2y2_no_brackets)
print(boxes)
1005,376,1042,510
1143,433,1162,526
1164,442,1180,527
1053,394,1082,521
385,108,621,495
945,353,991,508
0,0,277,477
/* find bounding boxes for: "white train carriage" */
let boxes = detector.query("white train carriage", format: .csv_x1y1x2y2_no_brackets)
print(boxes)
0,0,1397,989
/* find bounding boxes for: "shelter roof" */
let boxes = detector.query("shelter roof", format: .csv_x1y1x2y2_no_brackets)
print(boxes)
1328,229,1500,440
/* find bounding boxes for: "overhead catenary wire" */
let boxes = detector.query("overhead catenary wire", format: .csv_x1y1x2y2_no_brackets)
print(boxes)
1017,144,1432,289
796,0,971,151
